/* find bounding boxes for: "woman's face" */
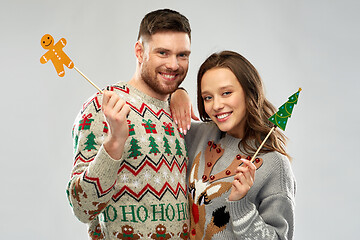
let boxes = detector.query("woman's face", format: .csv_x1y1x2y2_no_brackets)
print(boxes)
201,67,247,138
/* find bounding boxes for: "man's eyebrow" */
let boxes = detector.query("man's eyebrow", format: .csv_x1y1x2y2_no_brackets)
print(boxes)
153,48,191,55
153,47,170,52
180,50,191,55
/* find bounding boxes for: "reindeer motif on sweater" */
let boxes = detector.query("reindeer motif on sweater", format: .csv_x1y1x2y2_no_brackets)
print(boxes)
188,140,263,240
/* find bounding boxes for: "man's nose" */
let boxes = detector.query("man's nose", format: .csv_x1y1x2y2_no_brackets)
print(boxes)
165,55,179,70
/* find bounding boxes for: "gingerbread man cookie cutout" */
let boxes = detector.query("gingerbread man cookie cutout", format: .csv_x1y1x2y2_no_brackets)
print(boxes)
40,34,74,77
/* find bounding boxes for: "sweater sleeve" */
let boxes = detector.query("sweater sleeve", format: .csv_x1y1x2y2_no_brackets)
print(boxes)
227,152,296,240
227,193,295,240
66,93,122,223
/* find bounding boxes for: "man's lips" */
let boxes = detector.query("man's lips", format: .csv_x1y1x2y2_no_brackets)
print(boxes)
160,72,178,81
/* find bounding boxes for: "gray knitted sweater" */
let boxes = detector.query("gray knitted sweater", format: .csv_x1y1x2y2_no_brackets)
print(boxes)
184,122,295,240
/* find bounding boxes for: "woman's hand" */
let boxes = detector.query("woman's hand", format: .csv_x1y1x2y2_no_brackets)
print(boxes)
170,88,199,135
228,159,256,201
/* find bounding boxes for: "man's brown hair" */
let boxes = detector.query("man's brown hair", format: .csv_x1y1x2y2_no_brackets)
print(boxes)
137,9,191,42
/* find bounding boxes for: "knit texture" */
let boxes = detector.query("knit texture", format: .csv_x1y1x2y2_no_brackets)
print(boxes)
185,122,296,240
67,82,190,239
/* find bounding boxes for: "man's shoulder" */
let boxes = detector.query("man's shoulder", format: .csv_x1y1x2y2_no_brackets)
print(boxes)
105,82,130,95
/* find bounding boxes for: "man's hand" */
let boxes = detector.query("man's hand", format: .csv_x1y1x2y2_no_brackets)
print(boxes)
102,90,131,160
170,88,199,135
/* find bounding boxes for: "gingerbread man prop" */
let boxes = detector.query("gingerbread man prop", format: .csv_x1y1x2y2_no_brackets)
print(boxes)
40,34,74,77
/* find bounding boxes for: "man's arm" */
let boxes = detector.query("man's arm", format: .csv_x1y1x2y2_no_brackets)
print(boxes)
66,91,130,223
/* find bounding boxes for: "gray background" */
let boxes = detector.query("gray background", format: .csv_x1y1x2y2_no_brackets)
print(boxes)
1,0,359,239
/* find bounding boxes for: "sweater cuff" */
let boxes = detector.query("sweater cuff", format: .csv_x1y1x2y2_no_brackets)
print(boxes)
86,145,123,193
227,196,256,221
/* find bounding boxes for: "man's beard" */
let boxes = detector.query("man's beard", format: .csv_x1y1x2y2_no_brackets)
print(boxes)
141,66,185,95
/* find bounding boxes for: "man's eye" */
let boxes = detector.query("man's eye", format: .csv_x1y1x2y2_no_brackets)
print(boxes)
179,53,189,59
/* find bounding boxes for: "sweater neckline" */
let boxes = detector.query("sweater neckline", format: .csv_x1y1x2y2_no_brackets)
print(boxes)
124,82,169,109
220,133,242,152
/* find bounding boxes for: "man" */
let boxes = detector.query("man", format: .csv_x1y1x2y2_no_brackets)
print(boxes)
67,9,191,239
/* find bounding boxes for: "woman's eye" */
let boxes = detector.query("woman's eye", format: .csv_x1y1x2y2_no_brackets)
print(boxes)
223,91,231,96
203,96,212,101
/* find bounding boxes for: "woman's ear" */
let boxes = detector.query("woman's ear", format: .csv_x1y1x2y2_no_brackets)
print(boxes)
135,41,144,64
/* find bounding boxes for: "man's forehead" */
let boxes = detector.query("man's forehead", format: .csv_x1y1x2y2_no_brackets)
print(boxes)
145,32,191,51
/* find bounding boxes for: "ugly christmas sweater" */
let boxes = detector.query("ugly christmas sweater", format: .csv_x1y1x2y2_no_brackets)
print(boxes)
185,122,296,240
67,82,190,240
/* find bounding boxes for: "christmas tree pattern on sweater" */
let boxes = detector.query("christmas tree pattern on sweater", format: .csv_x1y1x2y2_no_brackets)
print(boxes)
67,82,189,239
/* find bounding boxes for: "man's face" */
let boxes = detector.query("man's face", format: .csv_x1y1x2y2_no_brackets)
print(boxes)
140,32,191,98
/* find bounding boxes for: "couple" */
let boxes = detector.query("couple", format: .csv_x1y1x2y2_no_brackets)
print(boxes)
67,9,295,240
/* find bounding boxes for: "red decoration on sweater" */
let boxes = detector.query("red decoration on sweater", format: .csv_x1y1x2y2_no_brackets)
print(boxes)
142,119,157,134
162,122,175,136
127,120,135,136
102,121,108,133
79,113,94,130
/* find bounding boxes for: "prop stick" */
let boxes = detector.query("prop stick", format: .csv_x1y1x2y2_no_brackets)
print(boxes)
40,34,103,93
250,88,302,162
250,126,276,162
74,66,103,93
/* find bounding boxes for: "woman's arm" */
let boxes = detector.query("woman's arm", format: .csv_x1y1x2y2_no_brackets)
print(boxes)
170,88,199,135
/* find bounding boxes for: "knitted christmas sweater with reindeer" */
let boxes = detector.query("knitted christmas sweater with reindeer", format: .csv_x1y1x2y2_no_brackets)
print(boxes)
185,122,296,240
67,82,190,240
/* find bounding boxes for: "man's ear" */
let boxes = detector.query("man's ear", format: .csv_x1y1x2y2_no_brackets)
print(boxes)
135,41,144,63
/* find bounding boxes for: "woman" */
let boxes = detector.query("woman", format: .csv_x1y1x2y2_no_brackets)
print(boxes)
171,51,296,239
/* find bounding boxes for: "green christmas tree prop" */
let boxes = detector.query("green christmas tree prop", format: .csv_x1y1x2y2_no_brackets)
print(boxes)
251,88,302,162
148,135,160,155
269,88,301,131
128,137,143,159
163,136,172,156
175,138,183,157
84,132,97,151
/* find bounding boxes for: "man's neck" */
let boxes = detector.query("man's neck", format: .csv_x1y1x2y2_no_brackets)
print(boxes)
128,76,169,102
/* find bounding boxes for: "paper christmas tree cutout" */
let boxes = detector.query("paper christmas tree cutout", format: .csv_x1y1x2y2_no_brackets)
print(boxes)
269,88,302,131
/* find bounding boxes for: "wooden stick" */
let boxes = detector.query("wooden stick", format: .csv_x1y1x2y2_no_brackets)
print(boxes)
251,126,276,162
74,66,103,93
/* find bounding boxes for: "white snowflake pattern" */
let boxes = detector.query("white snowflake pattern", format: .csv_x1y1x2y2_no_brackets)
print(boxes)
120,174,129,183
133,179,140,189
253,221,273,239
169,176,175,184
154,176,161,185
162,170,169,179
143,169,151,181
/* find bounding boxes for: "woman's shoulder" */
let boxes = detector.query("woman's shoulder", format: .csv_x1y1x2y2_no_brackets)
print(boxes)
259,151,296,194
189,121,218,133
185,121,220,152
